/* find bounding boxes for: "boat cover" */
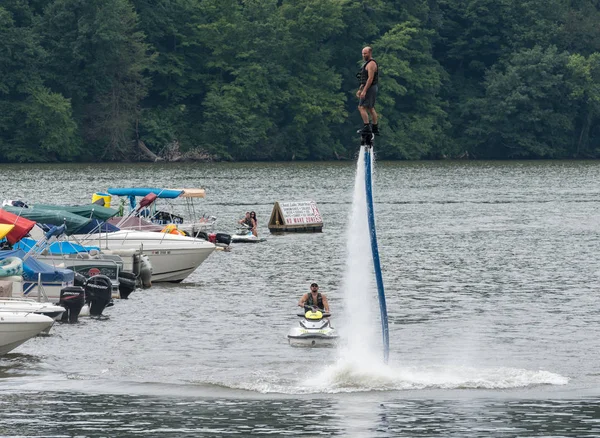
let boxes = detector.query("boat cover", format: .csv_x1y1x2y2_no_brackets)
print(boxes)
14,238,101,255
33,204,119,221
0,249,74,283
2,206,91,234
0,209,36,244
76,219,121,235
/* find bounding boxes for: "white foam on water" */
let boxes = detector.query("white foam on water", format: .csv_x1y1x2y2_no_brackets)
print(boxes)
304,363,569,393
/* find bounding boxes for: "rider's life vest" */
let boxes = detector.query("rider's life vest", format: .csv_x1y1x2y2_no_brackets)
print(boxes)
306,292,324,310
360,59,378,86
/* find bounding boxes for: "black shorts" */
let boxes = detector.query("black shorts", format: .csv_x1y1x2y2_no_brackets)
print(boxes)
359,84,378,108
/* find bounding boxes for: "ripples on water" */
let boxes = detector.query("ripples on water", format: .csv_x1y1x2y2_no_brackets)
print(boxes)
0,160,599,436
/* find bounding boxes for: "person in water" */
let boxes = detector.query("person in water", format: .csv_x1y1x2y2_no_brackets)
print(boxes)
298,283,330,312
356,46,379,136
250,211,258,237
238,211,253,229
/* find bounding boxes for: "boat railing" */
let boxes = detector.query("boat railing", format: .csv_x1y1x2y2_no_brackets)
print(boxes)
22,273,50,303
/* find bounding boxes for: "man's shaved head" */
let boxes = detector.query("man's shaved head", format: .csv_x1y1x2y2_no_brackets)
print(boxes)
362,46,372,61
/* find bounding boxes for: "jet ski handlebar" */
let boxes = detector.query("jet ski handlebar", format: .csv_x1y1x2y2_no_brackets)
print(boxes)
300,306,332,318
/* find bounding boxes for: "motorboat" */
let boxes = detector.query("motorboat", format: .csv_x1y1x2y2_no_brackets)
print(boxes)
0,249,74,302
0,311,54,355
287,307,338,347
106,187,218,235
0,204,150,295
105,188,232,248
231,224,266,243
0,299,64,334
0,298,64,320
76,229,215,282
72,192,216,282
15,237,149,298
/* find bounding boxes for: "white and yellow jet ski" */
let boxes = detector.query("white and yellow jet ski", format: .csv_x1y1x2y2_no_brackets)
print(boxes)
287,307,338,347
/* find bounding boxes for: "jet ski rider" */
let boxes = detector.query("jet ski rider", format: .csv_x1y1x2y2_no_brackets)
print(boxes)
298,283,330,313
238,211,254,228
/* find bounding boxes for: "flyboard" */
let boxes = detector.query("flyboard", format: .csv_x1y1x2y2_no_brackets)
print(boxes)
357,127,390,363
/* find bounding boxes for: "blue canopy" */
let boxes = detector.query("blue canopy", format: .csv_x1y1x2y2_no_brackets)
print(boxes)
108,188,183,199
14,238,100,255
108,188,183,212
0,249,74,283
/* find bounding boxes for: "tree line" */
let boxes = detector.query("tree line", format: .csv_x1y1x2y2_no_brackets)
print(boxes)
1,0,599,162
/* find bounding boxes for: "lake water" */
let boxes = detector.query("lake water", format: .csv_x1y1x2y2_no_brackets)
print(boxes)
0,158,599,437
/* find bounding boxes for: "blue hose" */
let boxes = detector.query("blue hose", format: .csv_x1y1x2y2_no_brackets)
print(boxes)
364,147,390,363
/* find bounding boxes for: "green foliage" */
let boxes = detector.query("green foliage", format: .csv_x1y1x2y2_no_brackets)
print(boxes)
39,0,151,160
566,52,600,156
1,0,600,161
466,46,575,158
375,20,448,158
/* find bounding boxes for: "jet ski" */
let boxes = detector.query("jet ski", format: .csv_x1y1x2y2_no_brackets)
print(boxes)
231,224,266,243
287,307,338,347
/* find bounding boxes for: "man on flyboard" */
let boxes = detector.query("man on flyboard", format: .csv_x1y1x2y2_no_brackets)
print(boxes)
356,46,379,148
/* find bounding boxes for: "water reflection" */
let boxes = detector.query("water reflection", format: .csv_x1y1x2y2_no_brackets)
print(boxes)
2,392,600,436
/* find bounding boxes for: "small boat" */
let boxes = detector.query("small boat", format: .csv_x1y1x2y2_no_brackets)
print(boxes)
231,225,266,243
77,229,214,282
76,193,215,282
0,299,65,321
0,299,64,334
0,312,54,355
106,187,218,235
287,307,338,347
0,249,74,302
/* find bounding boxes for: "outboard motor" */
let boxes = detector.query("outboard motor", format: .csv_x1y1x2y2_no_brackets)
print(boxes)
85,274,112,317
216,233,232,246
59,286,85,323
73,271,87,287
118,271,137,299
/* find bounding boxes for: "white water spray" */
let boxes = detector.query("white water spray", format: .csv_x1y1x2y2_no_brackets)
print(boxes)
338,148,380,359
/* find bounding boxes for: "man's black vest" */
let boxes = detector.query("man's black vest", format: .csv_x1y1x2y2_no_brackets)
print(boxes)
360,59,378,85
306,292,324,310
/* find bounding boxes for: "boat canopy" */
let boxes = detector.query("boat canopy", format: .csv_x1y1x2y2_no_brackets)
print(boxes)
14,238,101,255
0,209,36,244
2,206,91,234
108,188,184,199
0,249,74,283
33,204,119,221
171,188,206,198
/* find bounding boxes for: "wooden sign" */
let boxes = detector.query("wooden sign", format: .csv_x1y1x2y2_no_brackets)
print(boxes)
268,201,323,233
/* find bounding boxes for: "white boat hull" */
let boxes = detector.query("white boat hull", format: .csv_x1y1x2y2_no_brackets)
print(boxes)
0,312,54,355
78,230,215,282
